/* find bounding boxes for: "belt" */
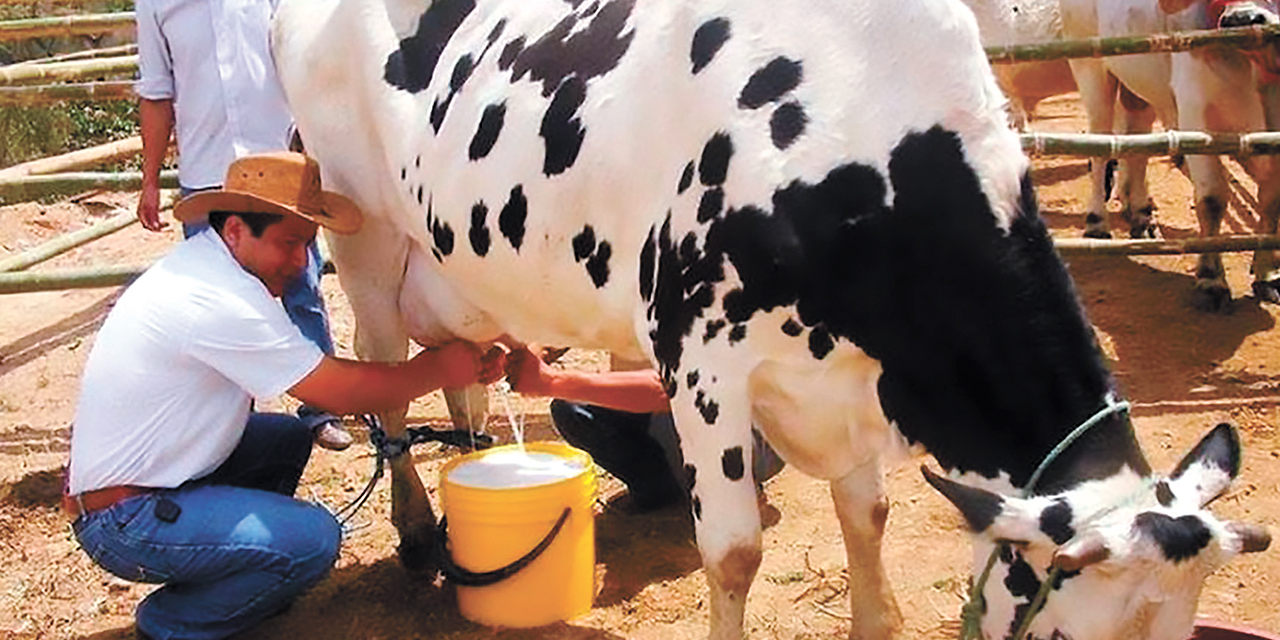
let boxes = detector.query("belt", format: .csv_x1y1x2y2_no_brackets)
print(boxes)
62,485,152,518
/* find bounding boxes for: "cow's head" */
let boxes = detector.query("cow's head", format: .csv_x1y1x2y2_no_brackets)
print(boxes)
926,423,1270,640
1159,0,1280,25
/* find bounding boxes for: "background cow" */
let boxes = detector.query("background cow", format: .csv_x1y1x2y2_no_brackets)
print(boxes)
961,0,1079,129
1061,0,1280,312
271,0,1270,638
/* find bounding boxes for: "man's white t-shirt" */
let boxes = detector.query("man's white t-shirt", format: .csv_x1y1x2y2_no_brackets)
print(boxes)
69,229,324,494
135,0,293,190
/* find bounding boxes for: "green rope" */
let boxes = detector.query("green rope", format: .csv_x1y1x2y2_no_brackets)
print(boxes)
957,395,1131,640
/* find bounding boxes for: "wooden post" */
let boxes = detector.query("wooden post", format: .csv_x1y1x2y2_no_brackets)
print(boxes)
0,170,178,204
0,12,135,42
987,24,1280,63
0,81,135,106
0,212,136,272
1055,234,1280,256
0,56,137,86
0,136,147,180
0,264,146,294
1020,131,1280,157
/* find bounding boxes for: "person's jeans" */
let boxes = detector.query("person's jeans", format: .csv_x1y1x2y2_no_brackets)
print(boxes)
180,186,334,356
72,413,342,640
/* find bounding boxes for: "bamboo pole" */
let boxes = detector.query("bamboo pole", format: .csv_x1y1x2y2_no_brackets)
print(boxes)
0,211,135,272
1021,131,1280,157
0,264,145,294
5,43,136,66
0,170,178,204
0,12,134,42
1055,234,1280,256
0,136,146,179
0,55,136,86
0,80,134,105
987,24,1280,63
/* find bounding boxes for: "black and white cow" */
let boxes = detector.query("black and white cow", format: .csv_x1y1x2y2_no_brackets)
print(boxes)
271,0,1270,638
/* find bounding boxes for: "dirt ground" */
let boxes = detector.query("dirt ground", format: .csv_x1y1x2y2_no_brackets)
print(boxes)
1,93,1279,640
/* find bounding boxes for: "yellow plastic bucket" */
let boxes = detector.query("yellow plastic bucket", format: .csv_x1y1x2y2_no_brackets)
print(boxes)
439,442,596,628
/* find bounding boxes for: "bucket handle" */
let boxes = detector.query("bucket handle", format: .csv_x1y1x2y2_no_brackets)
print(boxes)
435,507,572,587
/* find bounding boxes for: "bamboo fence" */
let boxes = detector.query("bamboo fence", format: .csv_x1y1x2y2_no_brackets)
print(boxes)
0,11,133,42
1021,131,1280,157
0,169,177,204
1054,234,1280,256
0,55,136,85
0,79,133,105
986,24,1280,63
0,210,135,272
4,43,135,65
0,136,145,179
0,264,144,294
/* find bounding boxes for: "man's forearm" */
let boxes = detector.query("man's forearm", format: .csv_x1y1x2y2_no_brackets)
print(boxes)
138,98,174,186
544,369,671,414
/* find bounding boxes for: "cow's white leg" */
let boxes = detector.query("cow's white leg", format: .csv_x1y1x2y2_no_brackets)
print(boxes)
1246,83,1280,304
443,385,489,431
1068,60,1119,239
329,221,439,569
1115,85,1159,239
670,378,760,640
831,456,900,640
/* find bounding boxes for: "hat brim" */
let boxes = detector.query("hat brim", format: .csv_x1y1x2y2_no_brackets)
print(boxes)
174,189,363,235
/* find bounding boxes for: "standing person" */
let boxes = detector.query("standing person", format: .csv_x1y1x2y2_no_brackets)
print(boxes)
132,0,351,449
504,346,784,512
68,152,506,640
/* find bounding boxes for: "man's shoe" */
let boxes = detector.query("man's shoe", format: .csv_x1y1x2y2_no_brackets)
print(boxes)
299,406,354,451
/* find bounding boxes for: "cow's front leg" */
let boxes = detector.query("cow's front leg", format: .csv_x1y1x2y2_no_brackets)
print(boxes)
831,457,900,640
1067,60,1119,239
671,381,761,640
1184,155,1234,313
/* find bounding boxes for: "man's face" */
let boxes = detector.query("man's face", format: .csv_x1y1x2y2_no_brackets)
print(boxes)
224,213,318,297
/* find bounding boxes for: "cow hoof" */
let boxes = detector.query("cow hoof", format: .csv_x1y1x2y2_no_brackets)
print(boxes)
1083,228,1112,240
1128,222,1158,239
1192,285,1234,314
1252,280,1280,305
396,528,442,574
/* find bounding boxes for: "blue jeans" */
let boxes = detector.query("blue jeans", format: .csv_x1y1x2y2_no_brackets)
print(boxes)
72,413,342,640
180,186,334,355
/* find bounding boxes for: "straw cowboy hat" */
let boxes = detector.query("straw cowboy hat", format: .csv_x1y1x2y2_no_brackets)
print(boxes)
174,151,363,234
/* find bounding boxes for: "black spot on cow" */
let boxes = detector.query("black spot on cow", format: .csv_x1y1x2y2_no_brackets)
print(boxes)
540,76,587,175
469,203,490,256
487,18,506,44
384,0,476,93
728,323,747,344
1156,480,1175,507
415,156,421,168
1039,499,1074,545
639,225,657,302
695,390,719,425
683,463,697,493
692,496,702,520
703,318,726,343
586,241,611,287
1172,423,1240,482
1004,550,1040,601
648,214,724,390
699,133,733,186
721,446,744,480
432,247,443,262
771,101,808,149
808,325,833,359
690,18,730,74
498,36,525,70
400,167,407,181
678,162,695,194
573,226,597,261
738,57,803,109
698,188,724,223
429,53,476,132
1135,512,1212,563
499,185,528,251
508,0,635,97
686,369,700,389
432,218,455,257
470,102,506,160
781,318,802,336
416,185,424,205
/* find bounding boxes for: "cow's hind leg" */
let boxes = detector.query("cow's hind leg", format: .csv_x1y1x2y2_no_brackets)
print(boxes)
1185,155,1235,313
670,381,761,640
1116,85,1158,239
1068,60,1119,238
1247,85,1280,304
831,456,900,640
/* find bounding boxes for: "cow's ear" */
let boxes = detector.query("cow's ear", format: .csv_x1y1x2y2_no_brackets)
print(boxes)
1169,423,1240,507
1158,0,1200,14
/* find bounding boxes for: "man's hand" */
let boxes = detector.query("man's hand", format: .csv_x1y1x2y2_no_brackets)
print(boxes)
136,183,169,232
430,340,507,389
505,345,558,396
